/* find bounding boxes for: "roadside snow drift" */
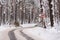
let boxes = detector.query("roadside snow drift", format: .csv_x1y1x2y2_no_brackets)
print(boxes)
0,25,10,31
23,27,60,40
21,23,37,27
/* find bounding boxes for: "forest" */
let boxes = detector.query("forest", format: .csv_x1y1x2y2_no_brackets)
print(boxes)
0,0,60,28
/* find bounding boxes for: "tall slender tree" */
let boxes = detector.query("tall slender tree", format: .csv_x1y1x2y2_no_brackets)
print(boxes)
0,2,2,25
48,0,54,27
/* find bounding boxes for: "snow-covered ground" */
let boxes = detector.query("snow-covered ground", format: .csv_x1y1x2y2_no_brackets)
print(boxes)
21,23,37,27
22,22,60,40
0,22,60,40
23,27,60,40
0,24,10,31
0,24,16,31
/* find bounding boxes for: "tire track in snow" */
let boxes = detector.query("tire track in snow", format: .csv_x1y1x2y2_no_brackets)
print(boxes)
20,30,34,40
8,29,17,40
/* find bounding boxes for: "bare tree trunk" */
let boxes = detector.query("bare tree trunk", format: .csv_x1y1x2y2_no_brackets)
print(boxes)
14,0,19,26
48,0,54,27
21,4,24,24
57,0,60,20
0,3,2,25
21,0,25,24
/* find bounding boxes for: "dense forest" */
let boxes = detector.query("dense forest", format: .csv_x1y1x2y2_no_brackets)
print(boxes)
0,0,60,27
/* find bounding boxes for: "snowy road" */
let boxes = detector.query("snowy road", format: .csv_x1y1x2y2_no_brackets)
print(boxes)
20,30,34,40
8,27,34,40
0,23,39,40
1,26,60,40
8,29,17,40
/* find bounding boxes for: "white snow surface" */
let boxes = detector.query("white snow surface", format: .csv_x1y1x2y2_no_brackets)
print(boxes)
23,27,60,40
0,24,16,31
21,23,37,27
0,22,60,40
22,22,60,40
0,24,10,31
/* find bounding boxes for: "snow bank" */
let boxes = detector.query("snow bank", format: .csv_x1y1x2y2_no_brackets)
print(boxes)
0,25,10,31
21,23,37,27
23,27,60,40
0,24,16,31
